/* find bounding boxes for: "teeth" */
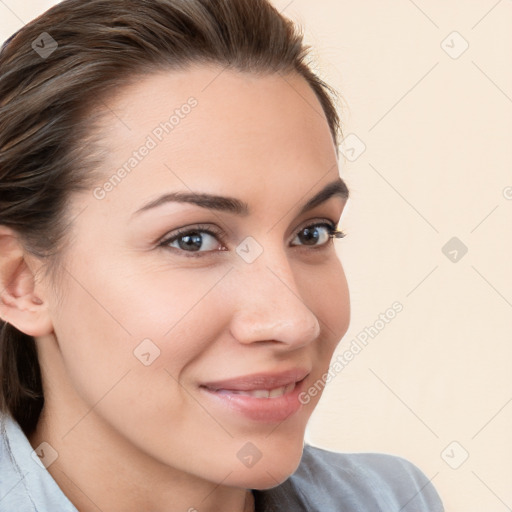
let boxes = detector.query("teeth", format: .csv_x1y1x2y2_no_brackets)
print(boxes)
250,389,272,398
218,382,295,398
268,387,284,398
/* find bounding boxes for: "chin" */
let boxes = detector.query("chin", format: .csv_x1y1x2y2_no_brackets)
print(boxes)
224,436,306,490
246,462,301,490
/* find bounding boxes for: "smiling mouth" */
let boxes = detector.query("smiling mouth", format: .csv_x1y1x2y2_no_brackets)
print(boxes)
199,367,310,392
198,373,309,423
211,381,296,398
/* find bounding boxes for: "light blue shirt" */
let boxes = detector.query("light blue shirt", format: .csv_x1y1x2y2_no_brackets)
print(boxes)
0,411,444,511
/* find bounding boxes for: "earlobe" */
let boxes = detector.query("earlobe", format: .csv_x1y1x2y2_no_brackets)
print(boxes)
0,225,53,337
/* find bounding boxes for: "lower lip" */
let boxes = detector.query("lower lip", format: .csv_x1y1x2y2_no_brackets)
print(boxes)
199,378,307,423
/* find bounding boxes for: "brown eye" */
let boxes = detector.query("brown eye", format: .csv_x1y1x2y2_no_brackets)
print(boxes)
291,223,340,247
159,225,224,255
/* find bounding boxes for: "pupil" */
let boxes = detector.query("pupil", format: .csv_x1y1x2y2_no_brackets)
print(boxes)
301,227,319,245
179,233,202,251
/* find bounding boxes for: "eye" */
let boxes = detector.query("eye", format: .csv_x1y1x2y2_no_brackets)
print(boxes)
158,221,346,257
291,222,345,247
159,224,224,255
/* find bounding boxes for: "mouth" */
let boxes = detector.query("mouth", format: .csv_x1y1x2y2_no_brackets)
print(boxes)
200,367,310,392
212,381,297,399
198,368,310,423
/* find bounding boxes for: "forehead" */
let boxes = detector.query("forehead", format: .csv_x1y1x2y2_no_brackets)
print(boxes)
89,65,339,212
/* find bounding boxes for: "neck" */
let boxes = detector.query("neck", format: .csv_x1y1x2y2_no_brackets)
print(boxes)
29,402,254,512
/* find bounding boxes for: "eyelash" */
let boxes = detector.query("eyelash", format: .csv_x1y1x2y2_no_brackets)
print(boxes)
157,221,347,258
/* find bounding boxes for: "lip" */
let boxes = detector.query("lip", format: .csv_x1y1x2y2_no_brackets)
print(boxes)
199,368,310,423
200,368,310,391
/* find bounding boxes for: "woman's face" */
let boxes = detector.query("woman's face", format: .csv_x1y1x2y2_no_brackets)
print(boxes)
41,65,350,489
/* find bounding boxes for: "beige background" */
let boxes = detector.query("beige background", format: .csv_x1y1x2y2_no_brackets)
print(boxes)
1,1,511,511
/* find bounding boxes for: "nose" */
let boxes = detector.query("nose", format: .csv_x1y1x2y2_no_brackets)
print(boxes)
228,249,321,351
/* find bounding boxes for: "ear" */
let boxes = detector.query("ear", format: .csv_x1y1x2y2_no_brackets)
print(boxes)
0,225,53,337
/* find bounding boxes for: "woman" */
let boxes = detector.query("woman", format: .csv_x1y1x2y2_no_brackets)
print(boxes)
0,0,444,510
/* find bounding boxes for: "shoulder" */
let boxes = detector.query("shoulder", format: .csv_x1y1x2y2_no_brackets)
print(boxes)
253,443,444,512
0,411,77,511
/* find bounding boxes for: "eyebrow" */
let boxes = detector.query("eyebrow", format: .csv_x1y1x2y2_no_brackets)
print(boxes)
131,177,349,218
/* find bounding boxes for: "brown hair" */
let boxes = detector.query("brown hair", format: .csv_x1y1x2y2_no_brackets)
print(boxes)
0,0,343,437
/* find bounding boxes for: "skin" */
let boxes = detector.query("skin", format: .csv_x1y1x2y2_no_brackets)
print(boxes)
0,65,350,512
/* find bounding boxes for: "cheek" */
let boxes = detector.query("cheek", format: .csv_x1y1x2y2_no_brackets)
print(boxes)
48,261,236,467
49,257,229,412
329,258,351,339
302,257,350,407
298,260,349,410
305,256,350,349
